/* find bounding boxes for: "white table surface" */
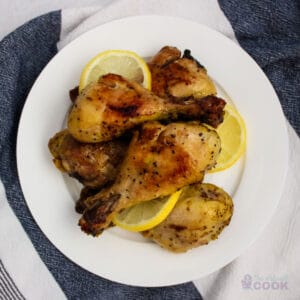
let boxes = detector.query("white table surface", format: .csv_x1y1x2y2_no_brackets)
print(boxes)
0,0,100,40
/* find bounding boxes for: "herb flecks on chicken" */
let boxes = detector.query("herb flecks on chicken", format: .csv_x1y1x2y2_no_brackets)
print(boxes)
142,183,233,253
79,121,221,236
68,74,225,143
48,130,128,188
149,46,216,100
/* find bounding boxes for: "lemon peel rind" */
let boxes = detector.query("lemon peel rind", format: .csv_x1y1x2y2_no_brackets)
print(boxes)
79,49,152,92
209,104,247,173
113,189,183,232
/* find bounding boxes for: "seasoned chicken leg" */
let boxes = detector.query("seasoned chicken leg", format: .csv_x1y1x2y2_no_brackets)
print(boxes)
149,46,217,100
79,121,221,236
142,183,233,253
68,74,225,143
48,130,128,188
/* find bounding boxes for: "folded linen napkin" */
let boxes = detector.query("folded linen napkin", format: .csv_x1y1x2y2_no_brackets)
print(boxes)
0,0,299,299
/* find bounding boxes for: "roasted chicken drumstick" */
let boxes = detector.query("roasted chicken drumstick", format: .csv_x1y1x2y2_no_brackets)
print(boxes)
142,183,233,252
48,130,128,188
149,46,217,100
68,74,225,143
79,121,221,236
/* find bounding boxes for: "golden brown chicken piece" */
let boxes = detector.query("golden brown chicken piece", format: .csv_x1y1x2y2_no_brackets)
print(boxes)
68,74,225,143
142,183,233,253
149,46,216,100
48,130,128,188
79,121,221,236
149,45,181,68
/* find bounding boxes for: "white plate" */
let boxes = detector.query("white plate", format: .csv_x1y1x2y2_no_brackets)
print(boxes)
17,16,288,287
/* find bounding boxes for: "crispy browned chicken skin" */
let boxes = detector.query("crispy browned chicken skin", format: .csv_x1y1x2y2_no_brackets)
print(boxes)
68,74,225,143
149,46,216,100
79,121,221,236
48,46,232,252
142,183,233,253
48,130,128,188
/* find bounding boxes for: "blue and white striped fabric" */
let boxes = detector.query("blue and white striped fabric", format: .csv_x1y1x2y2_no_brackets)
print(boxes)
0,260,25,300
0,1,299,299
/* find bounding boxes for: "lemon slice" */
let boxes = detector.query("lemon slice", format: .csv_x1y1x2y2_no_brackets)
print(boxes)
113,189,183,232
209,104,246,172
79,49,152,92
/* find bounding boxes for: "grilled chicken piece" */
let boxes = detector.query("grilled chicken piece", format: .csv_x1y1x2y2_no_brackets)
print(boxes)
79,121,221,236
142,183,233,253
75,186,102,214
48,130,128,188
149,46,216,100
68,74,225,143
149,45,181,67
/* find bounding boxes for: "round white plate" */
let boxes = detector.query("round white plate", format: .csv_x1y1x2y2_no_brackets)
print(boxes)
17,16,288,287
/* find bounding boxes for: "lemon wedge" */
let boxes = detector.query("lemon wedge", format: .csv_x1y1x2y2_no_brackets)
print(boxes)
79,49,152,92
113,189,183,232
209,104,246,172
